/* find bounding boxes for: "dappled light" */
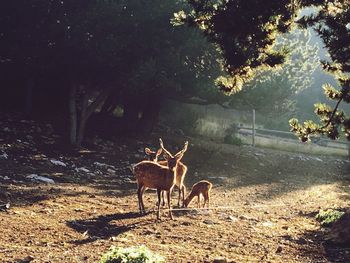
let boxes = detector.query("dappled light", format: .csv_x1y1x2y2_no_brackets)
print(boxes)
1,1,350,262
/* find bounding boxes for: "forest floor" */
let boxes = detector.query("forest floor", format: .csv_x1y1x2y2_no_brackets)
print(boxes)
0,112,350,263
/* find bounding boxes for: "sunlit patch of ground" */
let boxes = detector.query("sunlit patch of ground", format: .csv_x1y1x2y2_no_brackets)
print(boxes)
0,117,349,262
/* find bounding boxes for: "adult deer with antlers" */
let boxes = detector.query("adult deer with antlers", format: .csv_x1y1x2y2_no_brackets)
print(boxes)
145,140,188,207
134,139,188,219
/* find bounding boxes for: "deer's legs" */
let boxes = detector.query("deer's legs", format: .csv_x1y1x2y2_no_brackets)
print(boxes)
177,185,181,207
181,185,186,207
137,184,144,214
167,188,173,220
161,190,165,207
205,192,210,208
140,186,147,212
156,189,162,220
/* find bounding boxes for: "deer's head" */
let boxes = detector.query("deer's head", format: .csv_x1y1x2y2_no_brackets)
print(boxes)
159,138,188,171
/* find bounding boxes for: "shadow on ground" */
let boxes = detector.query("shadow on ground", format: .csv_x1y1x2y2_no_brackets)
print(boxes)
66,211,152,245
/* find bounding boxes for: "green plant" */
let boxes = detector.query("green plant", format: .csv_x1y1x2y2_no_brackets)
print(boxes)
315,209,345,227
224,123,243,146
223,135,243,146
177,110,199,134
100,245,165,263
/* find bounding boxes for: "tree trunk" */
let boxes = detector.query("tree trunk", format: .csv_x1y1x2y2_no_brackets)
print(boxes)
25,79,34,116
74,86,112,147
76,92,89,147
69,83,78,146
138,100,161,133
123,98,140,133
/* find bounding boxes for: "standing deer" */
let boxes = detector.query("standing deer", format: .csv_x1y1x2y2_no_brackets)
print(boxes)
183,180,212,208
134,139,188,220
145,140,188,207
144,147,162,162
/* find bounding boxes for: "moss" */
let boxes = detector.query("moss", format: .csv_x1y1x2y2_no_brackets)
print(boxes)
315,209,345,227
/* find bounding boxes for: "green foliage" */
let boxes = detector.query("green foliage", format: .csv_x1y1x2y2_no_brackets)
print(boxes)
224,135,243,146
290,1,350,142
224,123,243,145
315,209,345,227
100,245,165,263
174,0,303,93
175,109,199,135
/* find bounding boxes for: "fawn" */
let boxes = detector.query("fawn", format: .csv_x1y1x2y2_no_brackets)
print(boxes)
145,139,188,207
134,139,188,220
183,180,212,208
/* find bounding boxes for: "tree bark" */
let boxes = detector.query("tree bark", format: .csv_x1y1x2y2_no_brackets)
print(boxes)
75,87,112,147
69,83,78,146
76,91,89,147
25,78,34,116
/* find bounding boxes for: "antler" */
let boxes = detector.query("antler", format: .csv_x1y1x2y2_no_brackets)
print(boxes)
159,138,173,158
175,141,189,158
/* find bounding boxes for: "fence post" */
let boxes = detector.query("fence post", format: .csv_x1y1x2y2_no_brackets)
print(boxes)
252,109,256,147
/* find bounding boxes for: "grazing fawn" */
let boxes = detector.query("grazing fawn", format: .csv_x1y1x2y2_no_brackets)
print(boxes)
134,139,188,220
183,180,212,208
145,140,188,207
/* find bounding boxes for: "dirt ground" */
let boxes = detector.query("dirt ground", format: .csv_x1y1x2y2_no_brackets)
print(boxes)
0,113,350,262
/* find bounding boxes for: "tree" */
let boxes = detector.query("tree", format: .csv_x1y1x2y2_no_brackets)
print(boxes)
289,1,350,142
0,0,223,145
173,0,302,93
229,29,319,130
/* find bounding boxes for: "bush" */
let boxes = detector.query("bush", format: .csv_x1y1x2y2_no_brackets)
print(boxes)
223,135,243,146
224,123,243,146
315,209,345,227
100,245,165,263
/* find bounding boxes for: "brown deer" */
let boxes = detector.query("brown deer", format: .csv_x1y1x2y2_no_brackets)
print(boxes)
183,180,212,208
134,139,188,220
144,147,162,162
145,140,188,207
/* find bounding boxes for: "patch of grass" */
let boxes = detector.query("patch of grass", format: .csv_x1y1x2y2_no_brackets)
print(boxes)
100,245,165,263
315,209,345,227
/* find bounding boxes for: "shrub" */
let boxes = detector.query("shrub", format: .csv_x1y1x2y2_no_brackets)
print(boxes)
100,245,165,263
224,123,243,146
223,135,243,146
315,209,345,227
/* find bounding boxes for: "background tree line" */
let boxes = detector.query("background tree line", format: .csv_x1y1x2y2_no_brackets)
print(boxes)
1,0,346,147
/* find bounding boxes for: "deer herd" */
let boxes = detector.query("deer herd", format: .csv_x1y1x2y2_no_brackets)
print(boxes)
132,138,212,220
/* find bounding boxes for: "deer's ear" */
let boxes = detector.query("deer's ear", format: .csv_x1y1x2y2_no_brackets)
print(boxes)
156,148,162,156
145,148,153,155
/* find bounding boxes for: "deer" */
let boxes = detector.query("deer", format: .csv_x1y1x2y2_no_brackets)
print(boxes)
144,147,162,162
145,139,188,207
183,180,212,208
134,139,188,220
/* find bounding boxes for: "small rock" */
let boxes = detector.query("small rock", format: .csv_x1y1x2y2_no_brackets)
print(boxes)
50,159,67,167
107,168,116,174
75,167,90,173
0,152,8,159
26,174,55,184
276,245,283,253
0,202,10,211
203,219,216,225
213,257,228,263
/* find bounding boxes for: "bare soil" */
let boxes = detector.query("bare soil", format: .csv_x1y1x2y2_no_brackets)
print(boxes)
0,113,350,262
